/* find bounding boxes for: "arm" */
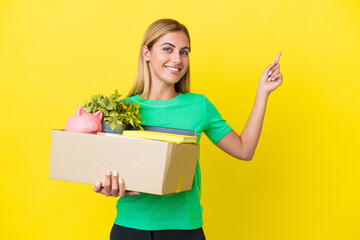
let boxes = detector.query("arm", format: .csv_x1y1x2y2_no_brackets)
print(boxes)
216,92,269,161
216,52,283,161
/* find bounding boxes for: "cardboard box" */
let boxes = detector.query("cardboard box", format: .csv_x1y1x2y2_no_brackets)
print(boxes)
49,130,200,195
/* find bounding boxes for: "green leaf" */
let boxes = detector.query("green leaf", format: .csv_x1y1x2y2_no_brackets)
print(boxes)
110,112,119,118
121,102,127,109
99,100,107,108
106,104,113,111
101,108,108,115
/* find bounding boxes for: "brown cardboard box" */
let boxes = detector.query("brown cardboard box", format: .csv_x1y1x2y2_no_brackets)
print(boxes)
49,130,200,195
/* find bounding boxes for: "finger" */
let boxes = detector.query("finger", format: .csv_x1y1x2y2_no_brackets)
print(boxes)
266,60,277,72
272,68,280,75
126,191,140,196
93,181,102,193
275,52,282,63
268,63,280,76
269,73,282,82
104,170,112,196
269,69,280,80
119,177,126,197
111,171,119,197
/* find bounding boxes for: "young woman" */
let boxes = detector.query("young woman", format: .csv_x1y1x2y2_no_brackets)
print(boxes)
93,19,283,240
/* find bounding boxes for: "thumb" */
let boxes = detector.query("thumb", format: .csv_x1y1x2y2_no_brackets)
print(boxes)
126,191,140,195
93,181,102,193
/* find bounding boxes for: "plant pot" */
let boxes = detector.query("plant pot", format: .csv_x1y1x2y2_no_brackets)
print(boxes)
101,121,127,134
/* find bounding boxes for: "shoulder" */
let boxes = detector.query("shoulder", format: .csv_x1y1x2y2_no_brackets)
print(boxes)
182,93,216,106
181,93,217,110
125,94,140,104
182,92,206,102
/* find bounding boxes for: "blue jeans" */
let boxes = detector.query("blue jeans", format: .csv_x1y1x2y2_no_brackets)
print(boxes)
110,223,206,240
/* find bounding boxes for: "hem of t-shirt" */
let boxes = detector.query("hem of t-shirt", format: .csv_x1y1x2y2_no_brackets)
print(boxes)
209,125,233,144
114,217,203,231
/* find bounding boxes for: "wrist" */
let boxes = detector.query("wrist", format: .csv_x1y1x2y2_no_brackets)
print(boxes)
256,91,269,100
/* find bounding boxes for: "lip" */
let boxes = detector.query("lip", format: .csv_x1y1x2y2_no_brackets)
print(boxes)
165,66,181,74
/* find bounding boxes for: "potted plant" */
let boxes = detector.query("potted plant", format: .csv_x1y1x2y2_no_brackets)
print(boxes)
81,90,143,133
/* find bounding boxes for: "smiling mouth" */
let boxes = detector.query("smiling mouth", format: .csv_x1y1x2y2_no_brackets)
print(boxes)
165,66,181,72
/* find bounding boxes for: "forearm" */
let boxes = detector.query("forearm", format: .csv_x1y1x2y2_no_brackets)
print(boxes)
240,91,269,159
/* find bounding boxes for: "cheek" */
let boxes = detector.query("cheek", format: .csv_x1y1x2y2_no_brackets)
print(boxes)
152,56,168,68
151,51,167,61
159,55,170,63
182,59,189,70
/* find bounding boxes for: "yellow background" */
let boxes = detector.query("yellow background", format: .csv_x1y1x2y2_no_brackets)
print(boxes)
1,0,359,239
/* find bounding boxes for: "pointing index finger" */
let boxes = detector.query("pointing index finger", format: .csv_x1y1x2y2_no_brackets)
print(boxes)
275,52,282,63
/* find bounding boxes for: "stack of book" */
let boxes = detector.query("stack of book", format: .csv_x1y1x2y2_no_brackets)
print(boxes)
97,125,198,143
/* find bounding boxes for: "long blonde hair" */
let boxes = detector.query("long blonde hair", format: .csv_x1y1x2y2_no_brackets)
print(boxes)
127,19,191,98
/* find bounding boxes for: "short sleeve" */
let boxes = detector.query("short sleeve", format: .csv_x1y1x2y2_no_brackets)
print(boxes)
203,97,232,144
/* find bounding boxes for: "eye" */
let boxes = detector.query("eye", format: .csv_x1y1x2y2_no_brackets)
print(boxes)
181,51,189,56
163,48,172,52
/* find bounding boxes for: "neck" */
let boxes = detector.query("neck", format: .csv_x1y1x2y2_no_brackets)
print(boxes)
142,80,178,100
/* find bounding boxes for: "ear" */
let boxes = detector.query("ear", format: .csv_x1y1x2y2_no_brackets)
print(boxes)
94,110,103,120
76,107,86,116
141,46,151,62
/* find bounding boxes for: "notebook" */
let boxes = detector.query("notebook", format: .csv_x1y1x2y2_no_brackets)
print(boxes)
122,130,197,143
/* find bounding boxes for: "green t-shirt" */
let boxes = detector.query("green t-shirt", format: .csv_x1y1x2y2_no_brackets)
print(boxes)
114,93,232,230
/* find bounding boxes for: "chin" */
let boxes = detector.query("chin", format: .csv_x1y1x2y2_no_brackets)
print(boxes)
169,78,183,85
162,76,183,85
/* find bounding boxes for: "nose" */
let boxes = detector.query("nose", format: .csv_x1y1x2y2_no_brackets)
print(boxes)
171,52,181,64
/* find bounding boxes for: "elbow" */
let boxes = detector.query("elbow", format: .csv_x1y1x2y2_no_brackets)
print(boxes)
238,147,254,161
236,153,253,161
238,138,253,161
245,152,254,161
241,149,254,161
243,156,253,161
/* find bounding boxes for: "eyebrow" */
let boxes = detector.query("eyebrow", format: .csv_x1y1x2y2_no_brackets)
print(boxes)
161,42,191,51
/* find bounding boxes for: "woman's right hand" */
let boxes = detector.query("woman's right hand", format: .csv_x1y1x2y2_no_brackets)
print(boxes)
93,170,140,197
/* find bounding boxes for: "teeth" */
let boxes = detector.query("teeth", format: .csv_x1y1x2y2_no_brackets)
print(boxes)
166,67,180,72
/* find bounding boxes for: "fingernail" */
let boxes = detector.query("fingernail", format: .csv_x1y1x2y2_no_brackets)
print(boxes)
119,178,123,184
107,170,111,175
268,71,272,76
114,171,118,176
96,181,100,187
268,77,271,81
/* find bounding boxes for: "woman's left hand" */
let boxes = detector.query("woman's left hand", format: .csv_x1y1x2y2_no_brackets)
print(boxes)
257,52,283,96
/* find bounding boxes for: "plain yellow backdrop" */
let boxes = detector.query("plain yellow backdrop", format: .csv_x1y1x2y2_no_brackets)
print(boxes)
1,0,359,239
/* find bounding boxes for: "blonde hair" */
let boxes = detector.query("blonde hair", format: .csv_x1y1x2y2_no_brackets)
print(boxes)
127,19,191,98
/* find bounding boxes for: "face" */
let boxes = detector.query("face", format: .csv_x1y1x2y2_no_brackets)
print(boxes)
142,31,190,87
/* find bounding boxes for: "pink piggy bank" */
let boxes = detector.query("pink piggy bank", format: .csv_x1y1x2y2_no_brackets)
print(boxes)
65,107,103,134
